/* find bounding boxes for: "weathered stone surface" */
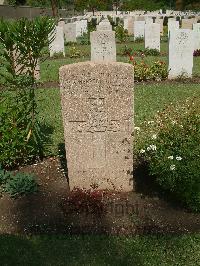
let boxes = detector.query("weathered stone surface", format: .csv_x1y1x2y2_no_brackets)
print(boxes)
123,16,135,35
168,29,194,79
155,18,164,35
49,26,65,57
97,19,112,31
145,23,160,51
193,23,200,50
64,23,77,42
75,20,88,37
59,62,134,191
168,20,179,36
90,31,116,62
182,18,195,29
134,21,145,40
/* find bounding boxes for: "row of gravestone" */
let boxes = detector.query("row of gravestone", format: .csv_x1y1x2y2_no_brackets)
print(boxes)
49,19,200,79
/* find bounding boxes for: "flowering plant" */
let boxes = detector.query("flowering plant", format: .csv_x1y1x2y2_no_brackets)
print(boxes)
136,98,200,211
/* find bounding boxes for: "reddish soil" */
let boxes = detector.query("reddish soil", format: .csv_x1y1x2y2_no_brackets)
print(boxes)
0,157,199,235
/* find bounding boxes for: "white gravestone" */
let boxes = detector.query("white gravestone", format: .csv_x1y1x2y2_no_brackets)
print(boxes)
168,20,179,36
97,20,112,31
123,16,135,35
182,18,195,29
145,23,160,51
168,29,194,79
49,26,65,57
193,23,200,50
155,18,164,35
64,23,77,42
75,20,88,37
90,31,116,62
134,21,145,40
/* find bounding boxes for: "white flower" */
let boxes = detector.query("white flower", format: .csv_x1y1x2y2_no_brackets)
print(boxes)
167,156,173,160
176,156,182,161
152,134,157,140
170,165,176,171
147,120,154,125
150,144,157,151
135,127,140,131
140,149,145,154
147,145,157,151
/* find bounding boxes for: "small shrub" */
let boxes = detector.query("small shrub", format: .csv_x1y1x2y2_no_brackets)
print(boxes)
0,166,38,198
142,48,160,56
77,32,90,45
193,49,200,57
115,24,129,43
68,45,81,58
134,37,144,43
121,45,133,56
131,60,168,82
137,98,200,211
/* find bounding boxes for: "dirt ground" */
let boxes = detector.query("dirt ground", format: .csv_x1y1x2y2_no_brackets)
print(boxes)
0,157,199,235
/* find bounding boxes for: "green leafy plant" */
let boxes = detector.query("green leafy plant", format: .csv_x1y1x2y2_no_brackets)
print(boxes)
68,45,81,58
130,60,168,82
0,17,55,169
141,48,160,56
115,24,129,43
0,166,38,198
137,98,200,211
134,37,144,43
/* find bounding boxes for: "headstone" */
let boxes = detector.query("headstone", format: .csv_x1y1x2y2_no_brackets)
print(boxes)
168,29,194,79
90,31,116,62
155,18,164,35
49,26,65,57
182,18,195,29
59,62,134,191
64,23,77,42
145,23,160,51
75,20,88,37
58,20,65,28
123,16,135,35
97,19,112,31
134,21,145,40
193,23,200,50
168,20,179,36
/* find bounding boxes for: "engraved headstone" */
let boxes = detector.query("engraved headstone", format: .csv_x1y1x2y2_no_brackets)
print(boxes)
90,31,116,62
168,29,194,79
145,23,160,51
193,23,200,50
59,62,134,191
64,23,77,42
49,26,65,57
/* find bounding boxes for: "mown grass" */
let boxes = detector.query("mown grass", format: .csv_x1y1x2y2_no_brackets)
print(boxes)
40,40,200,82
36,82,200,156
0,234,200,266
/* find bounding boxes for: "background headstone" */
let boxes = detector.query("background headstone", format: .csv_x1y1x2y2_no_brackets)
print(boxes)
90,31,116,62
64,23,77,42
49,26,65,57
168,29,194,79
145,23,160,51
193,23,200,50
97,19,112,31
134,21,145,40
59,62,134,191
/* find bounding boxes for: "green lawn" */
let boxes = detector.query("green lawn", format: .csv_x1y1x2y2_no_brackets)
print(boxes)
40,40,200,82
0,234,200,265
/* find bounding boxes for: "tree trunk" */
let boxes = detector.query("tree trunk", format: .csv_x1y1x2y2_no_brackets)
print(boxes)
175,0,183,10
51,0,58,17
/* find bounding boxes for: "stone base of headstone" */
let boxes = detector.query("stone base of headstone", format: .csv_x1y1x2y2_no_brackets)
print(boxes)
59,61,134,192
